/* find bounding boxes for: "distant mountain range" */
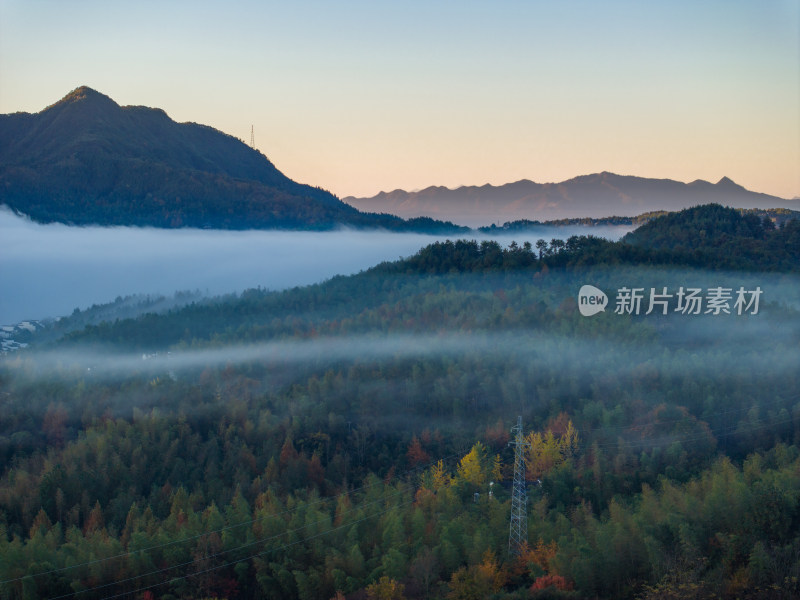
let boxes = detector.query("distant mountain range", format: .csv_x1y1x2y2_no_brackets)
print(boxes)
4,87,795,231
344,173,798,227
0,87,465,232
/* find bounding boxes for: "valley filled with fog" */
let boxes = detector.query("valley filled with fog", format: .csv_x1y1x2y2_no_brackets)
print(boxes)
3,203,799,599
0,209,633,324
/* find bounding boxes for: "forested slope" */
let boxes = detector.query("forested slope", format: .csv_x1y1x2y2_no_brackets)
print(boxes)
0,87,467,233
1,205,799,599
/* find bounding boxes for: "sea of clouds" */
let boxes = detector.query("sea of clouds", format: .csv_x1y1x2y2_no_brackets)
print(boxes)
0,208,633,324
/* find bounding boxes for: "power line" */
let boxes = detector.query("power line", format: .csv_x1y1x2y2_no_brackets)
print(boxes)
3,449,466,587
47,483,416,600
6,398,799,595
582,402,800,453
518,390,800,455
573,391,800,439
100,496,418,600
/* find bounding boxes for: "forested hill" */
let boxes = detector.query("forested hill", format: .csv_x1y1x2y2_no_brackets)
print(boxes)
46,203,799,352
623,204,794,250
2,205,800,599
0,86,466,232
477,207,800,234
390,204,800,275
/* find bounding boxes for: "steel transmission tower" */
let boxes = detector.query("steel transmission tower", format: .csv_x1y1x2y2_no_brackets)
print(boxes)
508,415,530,556
250,125,255,149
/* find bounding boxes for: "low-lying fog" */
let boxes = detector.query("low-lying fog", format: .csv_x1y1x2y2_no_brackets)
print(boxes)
0,208,633,324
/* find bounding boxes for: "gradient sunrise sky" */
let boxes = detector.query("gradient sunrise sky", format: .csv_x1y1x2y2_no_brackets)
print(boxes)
1,0,798,200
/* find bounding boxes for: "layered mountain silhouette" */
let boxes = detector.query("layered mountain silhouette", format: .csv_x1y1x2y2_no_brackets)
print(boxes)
344,173,797,227
4,87,794,230
0,87,464,232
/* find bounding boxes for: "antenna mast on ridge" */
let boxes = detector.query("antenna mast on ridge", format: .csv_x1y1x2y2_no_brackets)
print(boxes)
508,415,530,556
250,125,255,149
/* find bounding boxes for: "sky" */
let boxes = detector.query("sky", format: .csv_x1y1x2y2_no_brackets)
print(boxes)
1,0,798,200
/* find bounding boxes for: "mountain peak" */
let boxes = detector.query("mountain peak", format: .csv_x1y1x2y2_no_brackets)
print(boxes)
64,85,110,100
715,176,744,190
47,86,119,113
0,86,466,232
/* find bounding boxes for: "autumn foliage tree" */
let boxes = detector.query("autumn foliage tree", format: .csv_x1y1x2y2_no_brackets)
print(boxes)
525,420,579,480
406,435,430,467
366,576,406,600
456,442,487,488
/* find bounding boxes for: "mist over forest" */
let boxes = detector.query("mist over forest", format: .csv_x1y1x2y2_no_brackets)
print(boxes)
2,0,798,595
1,205,799,599
0,208,632,325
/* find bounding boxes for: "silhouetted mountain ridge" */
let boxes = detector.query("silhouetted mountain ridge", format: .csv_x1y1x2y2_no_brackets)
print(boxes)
344,172,796,227
0,86,465,232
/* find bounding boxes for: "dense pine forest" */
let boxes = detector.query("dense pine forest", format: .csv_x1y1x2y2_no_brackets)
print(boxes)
1,205,799,599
